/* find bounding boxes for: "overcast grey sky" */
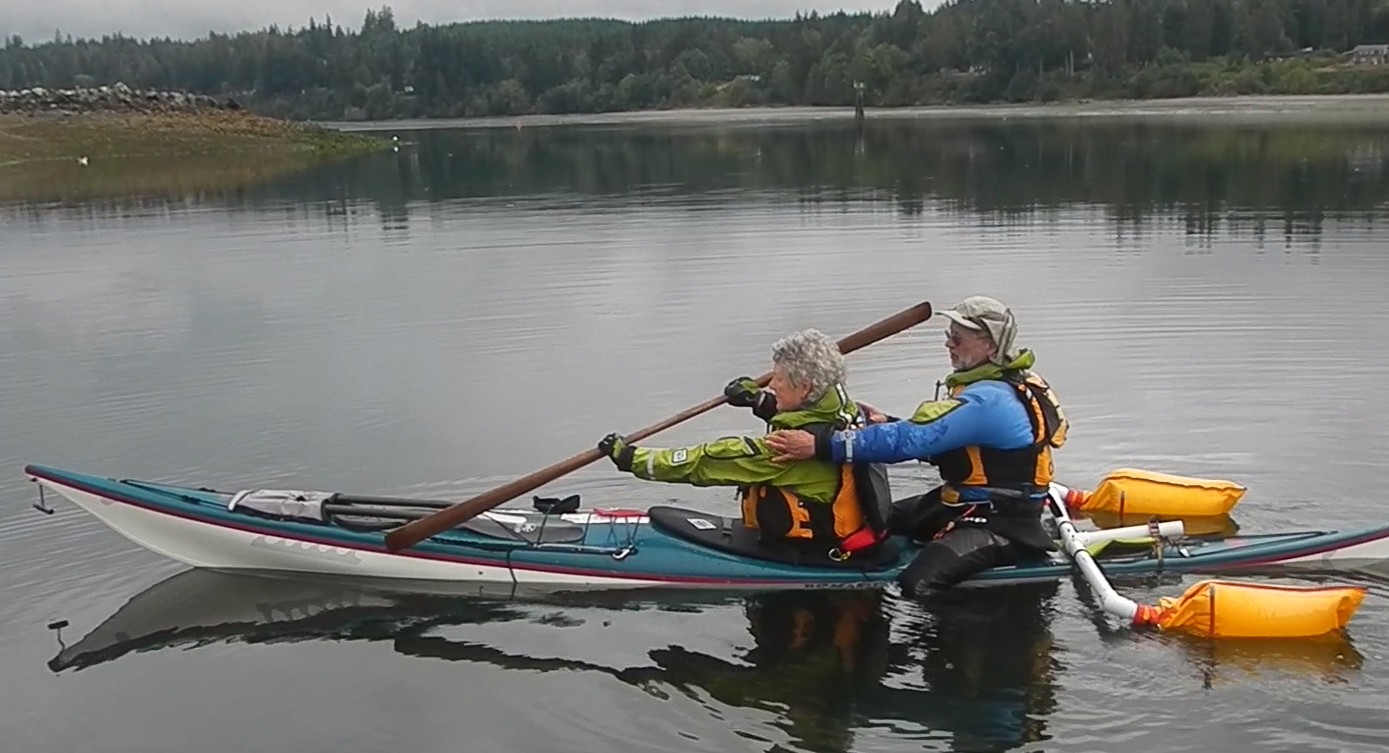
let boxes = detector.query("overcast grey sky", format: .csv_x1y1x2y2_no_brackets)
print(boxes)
3,1,903,45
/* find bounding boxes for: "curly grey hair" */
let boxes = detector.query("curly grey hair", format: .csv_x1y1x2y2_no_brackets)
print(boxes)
770,328,847,404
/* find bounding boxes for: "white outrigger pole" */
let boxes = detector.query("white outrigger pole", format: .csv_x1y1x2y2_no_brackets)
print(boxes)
1062,516,1184,556
1047,482,1169,625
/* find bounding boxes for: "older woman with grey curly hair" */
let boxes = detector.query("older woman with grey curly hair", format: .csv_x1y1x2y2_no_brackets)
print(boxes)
596,329,890,554
721,328,852,422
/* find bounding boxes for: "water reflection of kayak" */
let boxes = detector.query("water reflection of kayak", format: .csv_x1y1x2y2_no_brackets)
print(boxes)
45,567,1065,750
45,568,735,673
46,568,1366,752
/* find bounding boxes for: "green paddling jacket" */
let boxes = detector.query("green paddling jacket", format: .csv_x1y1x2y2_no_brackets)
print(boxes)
620,384,887,546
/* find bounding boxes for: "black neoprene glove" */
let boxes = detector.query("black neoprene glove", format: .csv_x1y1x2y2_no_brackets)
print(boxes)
723,377,777,422
597,432,636,472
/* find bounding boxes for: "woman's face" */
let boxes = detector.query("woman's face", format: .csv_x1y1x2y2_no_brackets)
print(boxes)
769,363,811,411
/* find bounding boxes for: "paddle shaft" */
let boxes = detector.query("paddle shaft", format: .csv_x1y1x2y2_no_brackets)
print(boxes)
383,300,934,552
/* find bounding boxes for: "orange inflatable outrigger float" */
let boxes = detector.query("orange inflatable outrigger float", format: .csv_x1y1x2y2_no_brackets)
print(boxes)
1052,469,1367,639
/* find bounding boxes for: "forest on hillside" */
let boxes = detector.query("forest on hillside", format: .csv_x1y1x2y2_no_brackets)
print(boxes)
4,0,1389,120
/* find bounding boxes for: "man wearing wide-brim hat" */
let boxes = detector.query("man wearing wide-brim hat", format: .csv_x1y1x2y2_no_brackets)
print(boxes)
766,295,1069,597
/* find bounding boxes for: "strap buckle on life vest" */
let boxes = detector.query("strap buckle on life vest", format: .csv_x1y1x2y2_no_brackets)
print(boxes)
831,526,886,561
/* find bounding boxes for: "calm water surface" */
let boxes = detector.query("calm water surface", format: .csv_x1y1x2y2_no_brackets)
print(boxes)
4,112,1389,753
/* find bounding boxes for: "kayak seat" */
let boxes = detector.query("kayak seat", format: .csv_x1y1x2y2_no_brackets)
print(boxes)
647,506,901,570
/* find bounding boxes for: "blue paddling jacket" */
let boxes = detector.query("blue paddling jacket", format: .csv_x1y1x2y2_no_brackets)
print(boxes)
817,350,1068,517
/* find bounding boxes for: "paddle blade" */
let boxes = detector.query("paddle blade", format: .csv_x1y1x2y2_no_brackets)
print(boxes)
1065,468,1246,517
1133,580,1366,639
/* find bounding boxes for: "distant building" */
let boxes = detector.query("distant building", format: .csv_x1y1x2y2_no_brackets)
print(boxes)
1350,44,1389,65
1267,46,1315,60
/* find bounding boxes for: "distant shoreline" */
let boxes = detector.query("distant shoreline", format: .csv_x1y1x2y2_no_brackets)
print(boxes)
0,109,388,165
0,102,389,203
326,94,1389,132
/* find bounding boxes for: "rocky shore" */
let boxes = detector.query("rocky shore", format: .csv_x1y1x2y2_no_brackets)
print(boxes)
0,80,389,169
0,82,241,115
0,83,388,205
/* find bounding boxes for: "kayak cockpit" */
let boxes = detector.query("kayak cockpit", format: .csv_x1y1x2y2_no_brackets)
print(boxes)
647,506,903,569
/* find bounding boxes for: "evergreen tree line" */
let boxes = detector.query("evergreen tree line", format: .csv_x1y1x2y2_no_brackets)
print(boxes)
4,0,1389,120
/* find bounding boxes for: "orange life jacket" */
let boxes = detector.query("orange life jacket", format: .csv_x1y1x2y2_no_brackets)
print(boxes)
741,459,891,557
933,370,1067,506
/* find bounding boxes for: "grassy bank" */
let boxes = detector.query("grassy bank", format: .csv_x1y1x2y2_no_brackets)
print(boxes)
0,109,386,164
0,108,389,203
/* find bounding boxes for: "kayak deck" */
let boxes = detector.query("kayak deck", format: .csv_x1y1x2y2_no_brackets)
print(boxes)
25,464,913,587
24,464,1389,589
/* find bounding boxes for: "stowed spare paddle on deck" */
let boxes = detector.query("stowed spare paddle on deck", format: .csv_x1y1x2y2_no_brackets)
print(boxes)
227,487,588,544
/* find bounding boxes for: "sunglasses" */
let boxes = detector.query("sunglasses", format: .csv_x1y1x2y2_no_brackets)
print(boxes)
946,322,990,344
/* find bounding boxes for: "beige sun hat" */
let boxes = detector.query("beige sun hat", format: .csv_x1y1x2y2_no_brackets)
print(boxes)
938,295,1019,365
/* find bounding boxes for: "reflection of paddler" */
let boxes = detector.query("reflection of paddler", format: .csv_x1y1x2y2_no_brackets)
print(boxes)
649,588,889,753
931,582,1059,745
396,588,891,753
741,588,887,677
868,581,1061,751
